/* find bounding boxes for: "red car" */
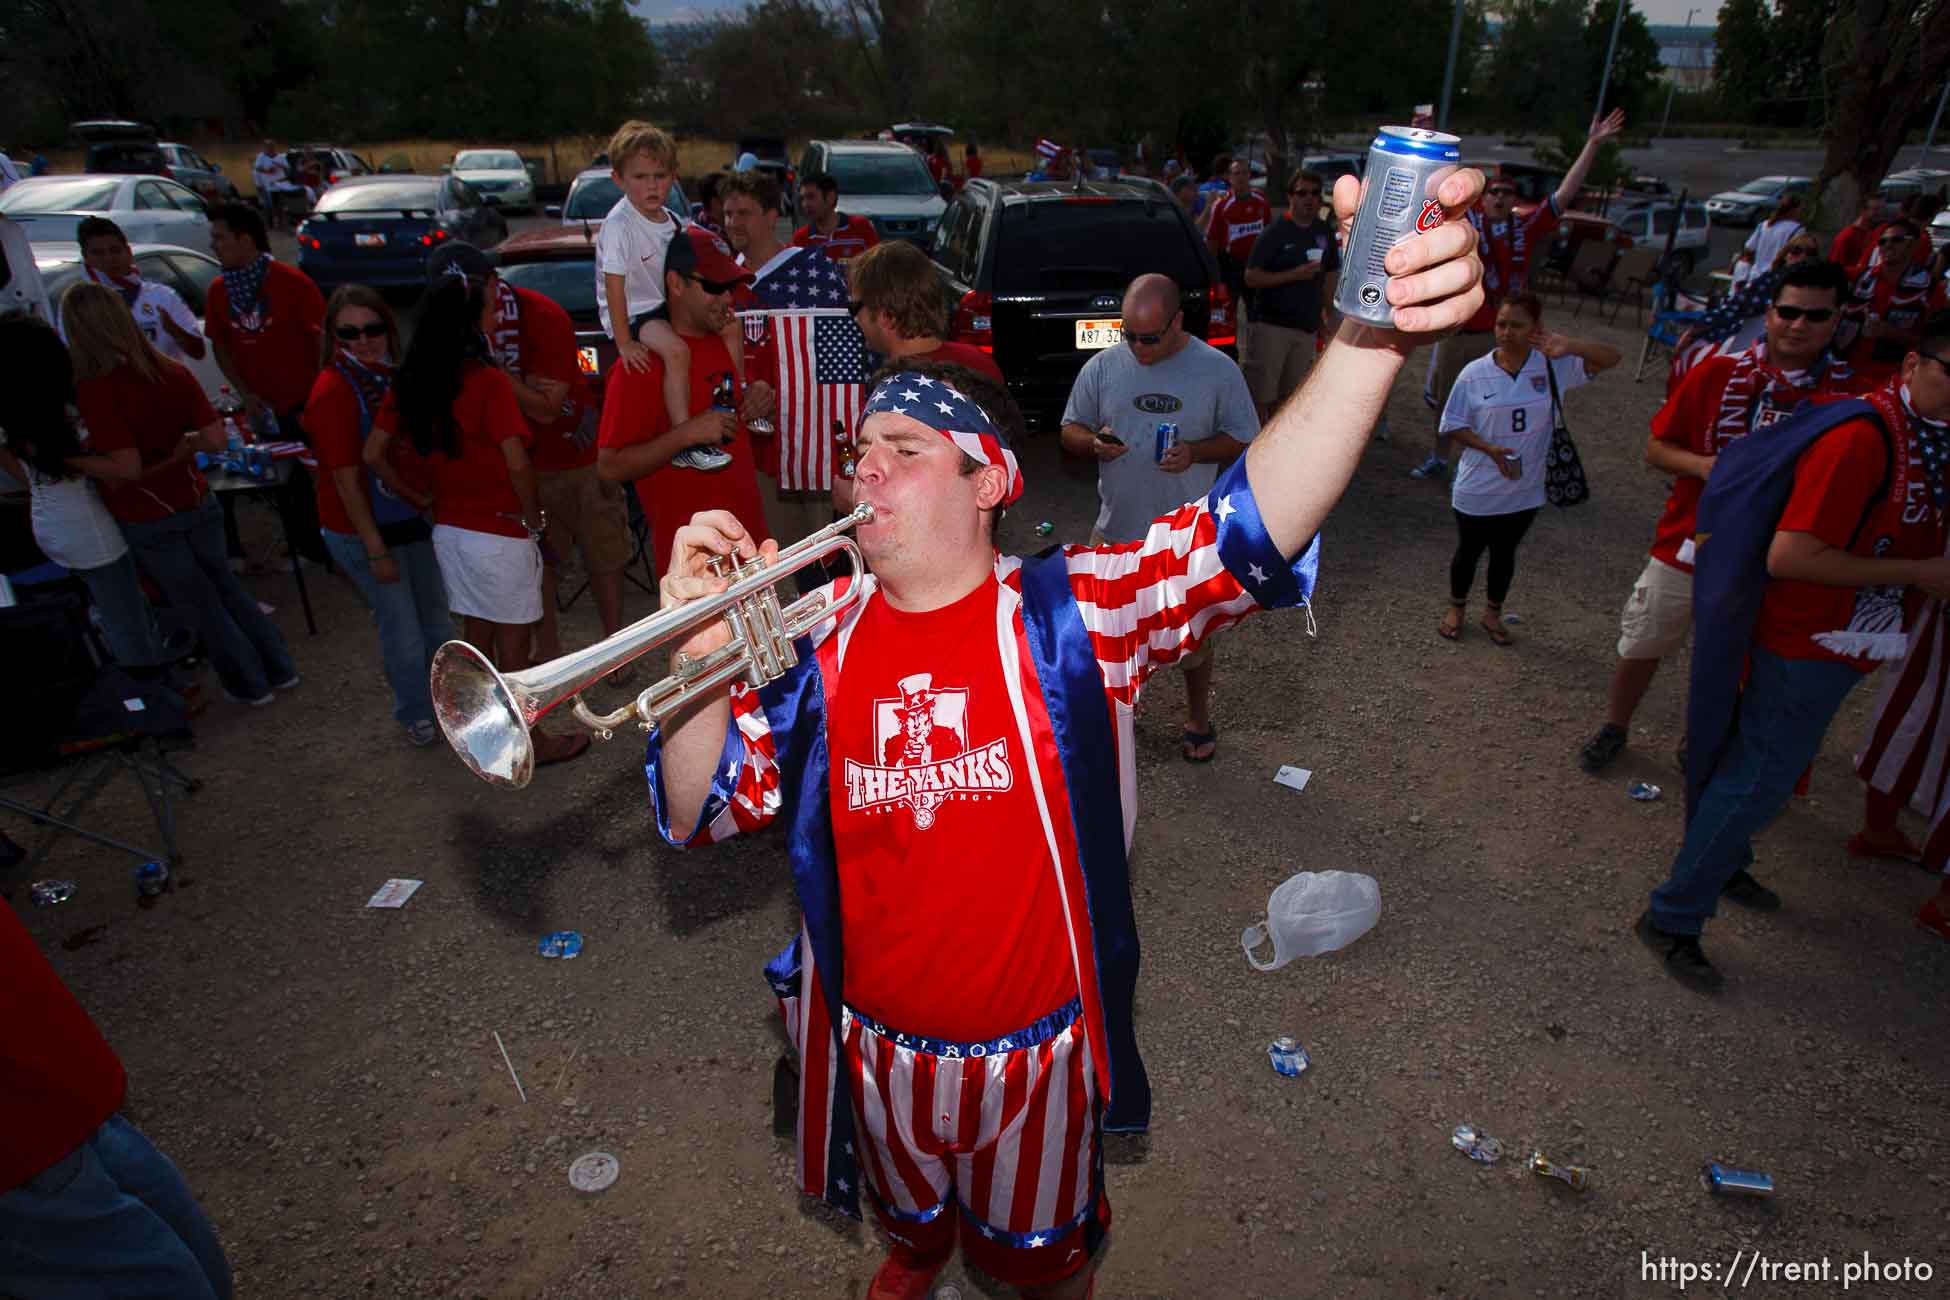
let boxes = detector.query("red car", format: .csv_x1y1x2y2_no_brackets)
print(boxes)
493,225,613,394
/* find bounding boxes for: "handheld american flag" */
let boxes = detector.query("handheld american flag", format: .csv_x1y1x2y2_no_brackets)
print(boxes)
766,308,869,492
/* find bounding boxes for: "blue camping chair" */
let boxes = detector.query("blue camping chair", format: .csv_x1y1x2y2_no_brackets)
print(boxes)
1635,278,1708,383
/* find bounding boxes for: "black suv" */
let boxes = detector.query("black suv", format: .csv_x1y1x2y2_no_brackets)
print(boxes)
930,177,1232,424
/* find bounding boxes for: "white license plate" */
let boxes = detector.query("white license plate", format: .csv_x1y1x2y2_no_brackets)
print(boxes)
355,233,387,248
1075,319,1122,349
577,347,600,375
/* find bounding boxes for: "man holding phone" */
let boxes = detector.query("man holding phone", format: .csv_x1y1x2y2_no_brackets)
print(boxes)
1059,273,1260,762
1244,169,1341,420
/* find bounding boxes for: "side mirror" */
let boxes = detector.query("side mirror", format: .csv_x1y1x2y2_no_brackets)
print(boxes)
545,204,563,218
440,165,452,174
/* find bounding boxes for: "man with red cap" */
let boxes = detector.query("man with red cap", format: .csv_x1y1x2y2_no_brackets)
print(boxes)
629,161,1490,1298
596,227,778,575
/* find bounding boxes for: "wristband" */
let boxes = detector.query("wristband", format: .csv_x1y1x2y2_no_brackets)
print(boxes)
368,551,390,562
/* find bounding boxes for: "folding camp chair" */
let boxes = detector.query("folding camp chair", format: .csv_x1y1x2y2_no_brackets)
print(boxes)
1634,280,1709,383
555,486,660,614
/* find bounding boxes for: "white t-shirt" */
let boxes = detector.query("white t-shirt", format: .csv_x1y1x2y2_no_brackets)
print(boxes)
251,151,290,193
594,196,680,335
1440,349,1589,517
1745,217,1805,274
127,280,203,364
22,422,128,571
0,152,21,193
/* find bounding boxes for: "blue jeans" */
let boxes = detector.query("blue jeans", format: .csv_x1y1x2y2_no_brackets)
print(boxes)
123,496,296,700
0,1114,232,1300
1649,649,1865,935
321,529,451,726
74,551,166,669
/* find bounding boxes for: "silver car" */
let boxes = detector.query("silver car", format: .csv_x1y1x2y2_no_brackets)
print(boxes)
1702,175,1811,228
450,149,535,213
795,140,948,246
0,174,211,248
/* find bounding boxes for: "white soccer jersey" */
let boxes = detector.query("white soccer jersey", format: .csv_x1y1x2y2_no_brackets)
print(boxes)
1440,348,1588,516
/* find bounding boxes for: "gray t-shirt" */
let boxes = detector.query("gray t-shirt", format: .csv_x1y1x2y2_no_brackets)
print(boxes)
1062,337,1260,543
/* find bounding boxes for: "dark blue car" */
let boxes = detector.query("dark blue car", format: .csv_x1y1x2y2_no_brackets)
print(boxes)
295,174,507,292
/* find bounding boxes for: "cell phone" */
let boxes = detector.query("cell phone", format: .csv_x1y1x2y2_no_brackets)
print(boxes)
1095,430,1124,446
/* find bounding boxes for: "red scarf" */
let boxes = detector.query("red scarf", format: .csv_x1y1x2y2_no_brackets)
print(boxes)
84,265,142,309
1709,340,1849,453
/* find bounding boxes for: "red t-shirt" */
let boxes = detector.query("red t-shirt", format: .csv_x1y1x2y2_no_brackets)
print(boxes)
911,340,1006,384
374,364,531,538
303,367,367,536
1462,198,1564,332
75,357,215,524
1645,351,1862,573
497,286,592,473
792,214,880,262
596,331,770,574
1206,190,1272,266
204,259,325,415
1755,388,1946,670
1841,263,1948,385
2,900,128,1188
829,575,1078,1038
1830,222,1877,273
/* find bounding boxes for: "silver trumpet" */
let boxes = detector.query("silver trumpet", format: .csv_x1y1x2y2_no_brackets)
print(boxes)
430,504,875,788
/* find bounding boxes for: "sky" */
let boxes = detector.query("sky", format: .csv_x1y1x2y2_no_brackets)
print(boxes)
627,0,1726,30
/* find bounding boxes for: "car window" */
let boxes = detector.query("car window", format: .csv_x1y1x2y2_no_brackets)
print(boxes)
134,252,191,301
316,181,443,213
1650,209,1675,236
455,151,523,171
826,151,935,197
993,198,1203,294
160,181,205,213
162,253,220,315
565,175,622,221
1684,203,1707,227
134,182,170,210
0,178,121,213
1737,179,1783,195
498,258,597,316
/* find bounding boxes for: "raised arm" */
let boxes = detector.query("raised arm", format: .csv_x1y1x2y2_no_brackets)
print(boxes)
1553,110,1626,213
1244,167,1487,559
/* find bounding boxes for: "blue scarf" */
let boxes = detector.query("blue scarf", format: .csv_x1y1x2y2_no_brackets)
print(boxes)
221,253,273,323
331,350,420,529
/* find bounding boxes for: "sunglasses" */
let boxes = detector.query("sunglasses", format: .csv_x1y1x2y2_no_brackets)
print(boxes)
1487,186,1517,197
1879,235,1913,246
1123,326,1168,346
1770,305,1835,323
1289,187,1321,198
1782,246,1816,258
687,275,739,296
335,322,388,340
1922,352,1950,374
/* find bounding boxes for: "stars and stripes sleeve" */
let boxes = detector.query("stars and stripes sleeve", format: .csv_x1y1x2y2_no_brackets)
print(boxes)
1697,267,1779,344
643,681,785,848
1063,456,1319,704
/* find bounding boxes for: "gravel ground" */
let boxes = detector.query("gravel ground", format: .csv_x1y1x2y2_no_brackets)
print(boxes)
8,302,1949,1299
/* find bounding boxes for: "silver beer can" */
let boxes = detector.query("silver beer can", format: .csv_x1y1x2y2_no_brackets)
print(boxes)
1334,126,1463,327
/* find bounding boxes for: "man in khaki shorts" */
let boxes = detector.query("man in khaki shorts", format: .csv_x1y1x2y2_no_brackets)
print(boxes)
1579,260,1856,773
430,242,635,660
1242,171,1340,420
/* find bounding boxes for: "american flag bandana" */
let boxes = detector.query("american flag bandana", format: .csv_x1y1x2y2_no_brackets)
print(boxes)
1034,138,1063,164
862,370,1023,505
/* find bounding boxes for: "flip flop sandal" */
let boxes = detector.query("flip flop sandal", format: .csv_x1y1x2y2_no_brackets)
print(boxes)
1481,604,1513,646
1181,724,1218,764
1438,602,1464,641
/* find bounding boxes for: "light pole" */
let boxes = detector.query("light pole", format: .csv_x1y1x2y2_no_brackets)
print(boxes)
1438,0,1466,132
1657,8,1700,139
1922,79,1950,167
1594,0,1629,122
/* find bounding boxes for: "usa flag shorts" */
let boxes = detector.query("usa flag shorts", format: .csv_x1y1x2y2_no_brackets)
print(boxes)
840,998,1110,1287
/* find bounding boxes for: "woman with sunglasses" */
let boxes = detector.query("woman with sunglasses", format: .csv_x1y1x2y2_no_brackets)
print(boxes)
1837,219,1949,387
364,275,588,767
302,286,453,747
1437,292,1618,644
1672,232,1823,384
61,282,299,705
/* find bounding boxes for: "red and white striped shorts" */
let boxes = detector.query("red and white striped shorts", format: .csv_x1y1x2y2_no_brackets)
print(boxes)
841,998,1107,1279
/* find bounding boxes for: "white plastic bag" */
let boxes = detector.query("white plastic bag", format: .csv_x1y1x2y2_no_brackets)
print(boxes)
1242,870,1381,971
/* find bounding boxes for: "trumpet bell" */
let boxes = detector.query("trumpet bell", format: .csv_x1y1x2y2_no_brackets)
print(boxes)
431,639,535,788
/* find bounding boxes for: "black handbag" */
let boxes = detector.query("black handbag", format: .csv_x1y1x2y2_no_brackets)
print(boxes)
1543,357,1590,508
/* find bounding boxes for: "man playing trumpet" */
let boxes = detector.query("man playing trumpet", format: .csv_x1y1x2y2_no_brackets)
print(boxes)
647,169,1488,1299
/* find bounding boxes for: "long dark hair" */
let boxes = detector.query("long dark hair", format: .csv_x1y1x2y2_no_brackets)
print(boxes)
393,275,486,459
0,315,87,481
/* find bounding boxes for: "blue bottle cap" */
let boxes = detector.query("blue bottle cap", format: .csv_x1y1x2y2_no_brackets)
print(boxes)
538,930,584,960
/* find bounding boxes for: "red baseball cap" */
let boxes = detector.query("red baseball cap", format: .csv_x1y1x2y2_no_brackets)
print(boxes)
667,226,752,287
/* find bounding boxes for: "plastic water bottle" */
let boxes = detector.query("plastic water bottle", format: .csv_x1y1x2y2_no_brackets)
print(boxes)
1452,1123,1503,1164
216,386,248,455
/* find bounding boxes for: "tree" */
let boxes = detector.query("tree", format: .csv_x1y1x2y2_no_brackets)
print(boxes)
1711,0,1774,123
1486,0,1591,131
1813,0,1950,225
1581,0,1662,122
1771,0,1841,127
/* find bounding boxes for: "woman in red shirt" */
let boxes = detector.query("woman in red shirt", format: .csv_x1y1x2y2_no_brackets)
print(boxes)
365,275,587,766
64,282,299,706
304,285,454,747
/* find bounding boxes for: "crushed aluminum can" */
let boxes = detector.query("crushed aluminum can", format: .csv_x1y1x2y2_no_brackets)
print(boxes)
1267,1036,1310,1077
1526,1150,1591,1191
136,860,170,898
1702,1163,1773,1198
1035,521,1055,537
538,931,584,960
1452,1123,1503,1164
1629,781,1663,802
30,880,77,906
567,1150,619,1193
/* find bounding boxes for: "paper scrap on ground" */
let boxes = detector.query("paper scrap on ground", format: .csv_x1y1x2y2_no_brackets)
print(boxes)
122,697,146,712
1273,765,1312,793
366,879,424,908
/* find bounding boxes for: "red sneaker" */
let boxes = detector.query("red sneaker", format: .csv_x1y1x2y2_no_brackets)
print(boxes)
866,1249,946,1300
